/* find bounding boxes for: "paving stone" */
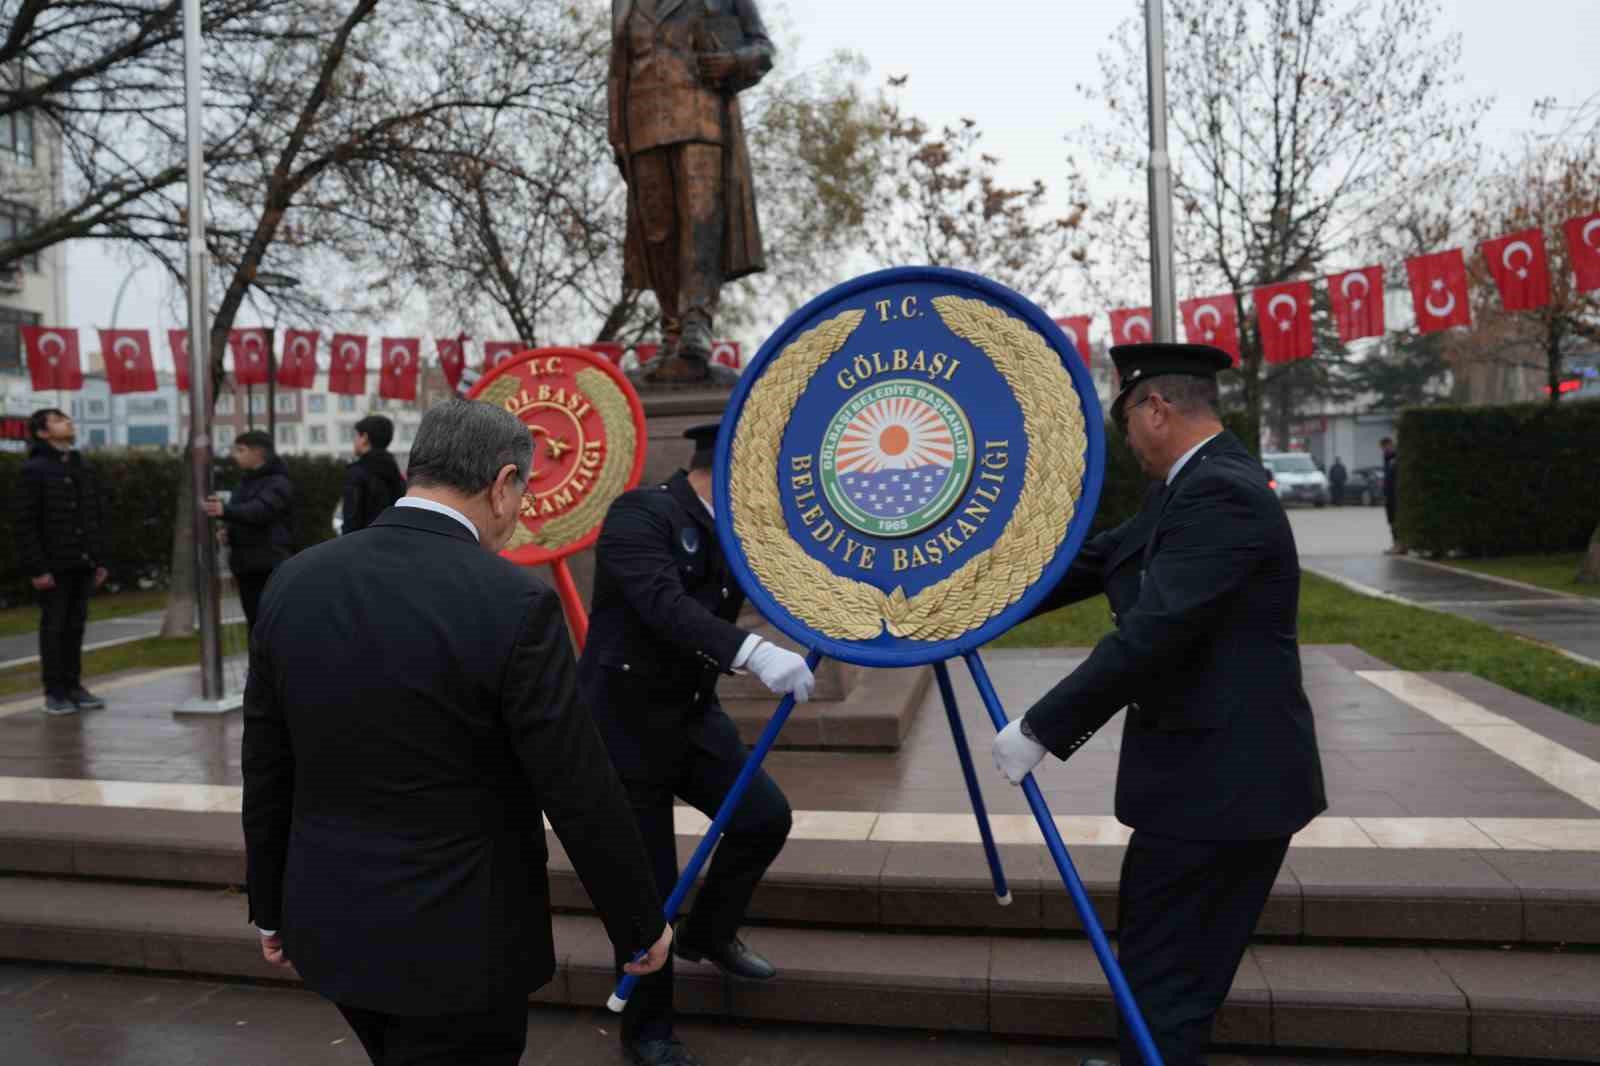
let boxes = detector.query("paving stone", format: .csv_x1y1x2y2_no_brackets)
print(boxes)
749,839,889,927
988,937,1116,1038
879,843,1043,930
1037,845,1122,933
560,911,726,1017
1428,947,1600,1061
1253,944,1467,1054
1284,849,1520,942
1476,850,1600,944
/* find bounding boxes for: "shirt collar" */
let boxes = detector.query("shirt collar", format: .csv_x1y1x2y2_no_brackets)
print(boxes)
1166,433,1220,486
395,496,479,541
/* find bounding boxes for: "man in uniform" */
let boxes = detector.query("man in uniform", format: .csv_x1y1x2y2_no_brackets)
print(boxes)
581,423,814,1066
991,343,1326,1066
608,0,772,383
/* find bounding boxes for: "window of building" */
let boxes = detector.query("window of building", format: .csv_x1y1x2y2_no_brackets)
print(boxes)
397,422,416,443
309,425,327,445
275,393,298,414
216,394,235,415
0,200,40,270
341,422,358,442
307,394,326,414
87,399,107,418
276,424,298,447
2,109,33,165
127,396,169,416
0,305,39,373
128,425,170,448
215,425,235,448
87,428,107,447
250,394,267,414
337,394,357,412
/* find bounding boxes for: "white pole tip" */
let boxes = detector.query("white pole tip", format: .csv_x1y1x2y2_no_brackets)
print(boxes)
606,994,627,1013
996,891,1013,907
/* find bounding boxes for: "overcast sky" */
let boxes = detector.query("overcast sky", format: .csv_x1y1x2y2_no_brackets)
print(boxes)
66,0,1597,350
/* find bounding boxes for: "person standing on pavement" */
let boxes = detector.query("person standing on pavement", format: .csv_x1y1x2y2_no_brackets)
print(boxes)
341,414,406,535
15,409,108,716
991,343,1327,1066
1380,436,1404,555
581,422,815,1066
1328,456,1347,507
242,399,671,1066
203,430,294,631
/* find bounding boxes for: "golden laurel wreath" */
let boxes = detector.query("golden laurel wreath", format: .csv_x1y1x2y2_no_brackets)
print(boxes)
729,296,1087,642
480,367,637,553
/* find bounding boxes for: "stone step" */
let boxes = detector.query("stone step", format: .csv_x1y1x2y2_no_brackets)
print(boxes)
0,875,1594,1061
4,803,1598,947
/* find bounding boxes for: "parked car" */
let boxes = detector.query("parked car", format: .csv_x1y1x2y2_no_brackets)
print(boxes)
1261,452,1329,507
1347,466,1386,507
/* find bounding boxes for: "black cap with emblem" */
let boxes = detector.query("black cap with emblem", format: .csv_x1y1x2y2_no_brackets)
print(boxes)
684,422,721,470
1109,342,1233,424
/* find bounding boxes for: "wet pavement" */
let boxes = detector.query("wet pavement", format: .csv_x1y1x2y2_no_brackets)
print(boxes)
0,601,245,671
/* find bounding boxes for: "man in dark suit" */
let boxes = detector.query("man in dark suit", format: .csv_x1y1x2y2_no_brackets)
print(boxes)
243,398,671,1066
992,344,1327,1066
581,423,814,1066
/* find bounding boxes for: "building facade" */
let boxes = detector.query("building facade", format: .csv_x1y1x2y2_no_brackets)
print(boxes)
0,81,67,381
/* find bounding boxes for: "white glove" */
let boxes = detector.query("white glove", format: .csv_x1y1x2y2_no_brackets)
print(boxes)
745,640,815,703
993,718,1047,785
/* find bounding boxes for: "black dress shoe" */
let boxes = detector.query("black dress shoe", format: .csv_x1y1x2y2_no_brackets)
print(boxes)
623,1037,703,1066
673,932,776,980
1079,1058,1117,1066
67,686,105,710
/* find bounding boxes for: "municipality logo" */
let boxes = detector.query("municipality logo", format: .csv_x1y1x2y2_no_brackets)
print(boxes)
819,380,972,538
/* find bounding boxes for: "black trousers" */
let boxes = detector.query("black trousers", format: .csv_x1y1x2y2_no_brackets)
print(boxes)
235,570,272,631
613,706,792,1044
335,999,528,1066
36,567,93,698
1116,831,1291,1066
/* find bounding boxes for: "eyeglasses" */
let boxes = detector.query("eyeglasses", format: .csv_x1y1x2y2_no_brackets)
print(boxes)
1115,393,1156,435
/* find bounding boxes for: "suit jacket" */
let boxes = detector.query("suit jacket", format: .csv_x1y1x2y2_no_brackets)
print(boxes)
1022,431,1327,840
578,471,749,783
242,506,661,1015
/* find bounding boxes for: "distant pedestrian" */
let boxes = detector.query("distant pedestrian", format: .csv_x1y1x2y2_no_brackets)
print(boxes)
204,431,295,630
1328,456,1347,506
341,415,406,535
16,409,108,716
1380,437,1403,555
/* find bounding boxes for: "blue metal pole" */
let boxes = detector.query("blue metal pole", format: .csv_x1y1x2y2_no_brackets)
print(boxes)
932,660,1010,905
609,649,824,1012
962,650,1165,1066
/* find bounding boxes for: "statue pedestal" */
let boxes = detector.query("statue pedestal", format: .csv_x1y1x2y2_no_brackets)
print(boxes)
554,385,930,751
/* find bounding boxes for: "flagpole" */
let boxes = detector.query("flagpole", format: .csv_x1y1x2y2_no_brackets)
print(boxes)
177,0,233,713
1145,0,1178,343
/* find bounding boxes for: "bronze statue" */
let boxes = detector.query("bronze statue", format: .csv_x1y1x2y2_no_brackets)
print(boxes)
609,0,772,384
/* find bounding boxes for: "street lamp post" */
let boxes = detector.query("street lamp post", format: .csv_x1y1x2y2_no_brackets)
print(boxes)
1145,0,1178,342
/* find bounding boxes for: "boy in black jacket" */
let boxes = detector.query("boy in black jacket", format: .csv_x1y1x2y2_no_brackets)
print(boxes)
204,431,295,631
340,415,406,534
16,409,108,715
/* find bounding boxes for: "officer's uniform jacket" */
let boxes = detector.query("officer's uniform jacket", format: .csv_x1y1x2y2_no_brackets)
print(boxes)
579,470,749,783
1022,431,1327,840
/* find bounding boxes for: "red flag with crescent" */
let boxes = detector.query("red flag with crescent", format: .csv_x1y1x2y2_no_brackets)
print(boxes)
587,341,624,366
1178,296,1241,365
1107,306,1154,347
710,340,742,370
229,328,271,386
1052,316,1093,365
1326,265,1386,343
1563,213,1600,293
1252,280,1315,364
437,337,466,388
99,329,157,394
167,329,191,392
483,340,522,372
21,326,84,391
379,337,421,401
278,330,319,388
634,342,660,365
1480,228,1551,312
1406,249,1472,334
328,334,368,395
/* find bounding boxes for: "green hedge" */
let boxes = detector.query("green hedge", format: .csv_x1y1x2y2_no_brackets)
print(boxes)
1397,401,1600,556
1090,408,1261,533
1,450,347,605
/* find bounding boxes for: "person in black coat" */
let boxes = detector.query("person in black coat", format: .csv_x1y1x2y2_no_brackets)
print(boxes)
15,408,108,715
992,344,1326,1066
1328,456,1347,506
341,414,406,534
203,431,294,631
580,423,815,1066
242,398,671,1066
1380,435,1404,554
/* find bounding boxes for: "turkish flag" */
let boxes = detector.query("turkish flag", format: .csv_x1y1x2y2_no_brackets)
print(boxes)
1563,213,1600,292
710,340,742,370
1481,228,1551,311
1406,249,1472,333
1178,296,1241,365
1252,280,1315,364
21,326,83,391
587,341,624,366
229,328,272,386
436,337,466,388
167,329,193,392
1107,306,1154,347
379,337,421,401
278,330,319,388
99,329,157,394
634,342,660,365
1326,265,1386,343
328,334,368,395
1052,316,1093,365
483,340,522,372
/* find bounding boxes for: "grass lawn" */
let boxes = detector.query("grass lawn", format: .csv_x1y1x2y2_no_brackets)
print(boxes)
0,624,246,701
997,571,1600,725
0,587,172,639
1437,552,1600,600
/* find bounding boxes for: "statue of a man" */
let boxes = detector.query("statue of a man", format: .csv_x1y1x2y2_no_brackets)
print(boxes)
609,0,773,384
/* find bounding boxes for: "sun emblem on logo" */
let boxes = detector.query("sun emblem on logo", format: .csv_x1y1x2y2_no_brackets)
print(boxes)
820,380,973,538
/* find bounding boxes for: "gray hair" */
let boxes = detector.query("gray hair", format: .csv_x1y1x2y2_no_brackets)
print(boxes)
1131,374,1220,419
406,399,532,495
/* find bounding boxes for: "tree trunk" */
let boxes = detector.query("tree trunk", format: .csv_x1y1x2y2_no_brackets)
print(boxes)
1578,519,1600,585
160,451,197,638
